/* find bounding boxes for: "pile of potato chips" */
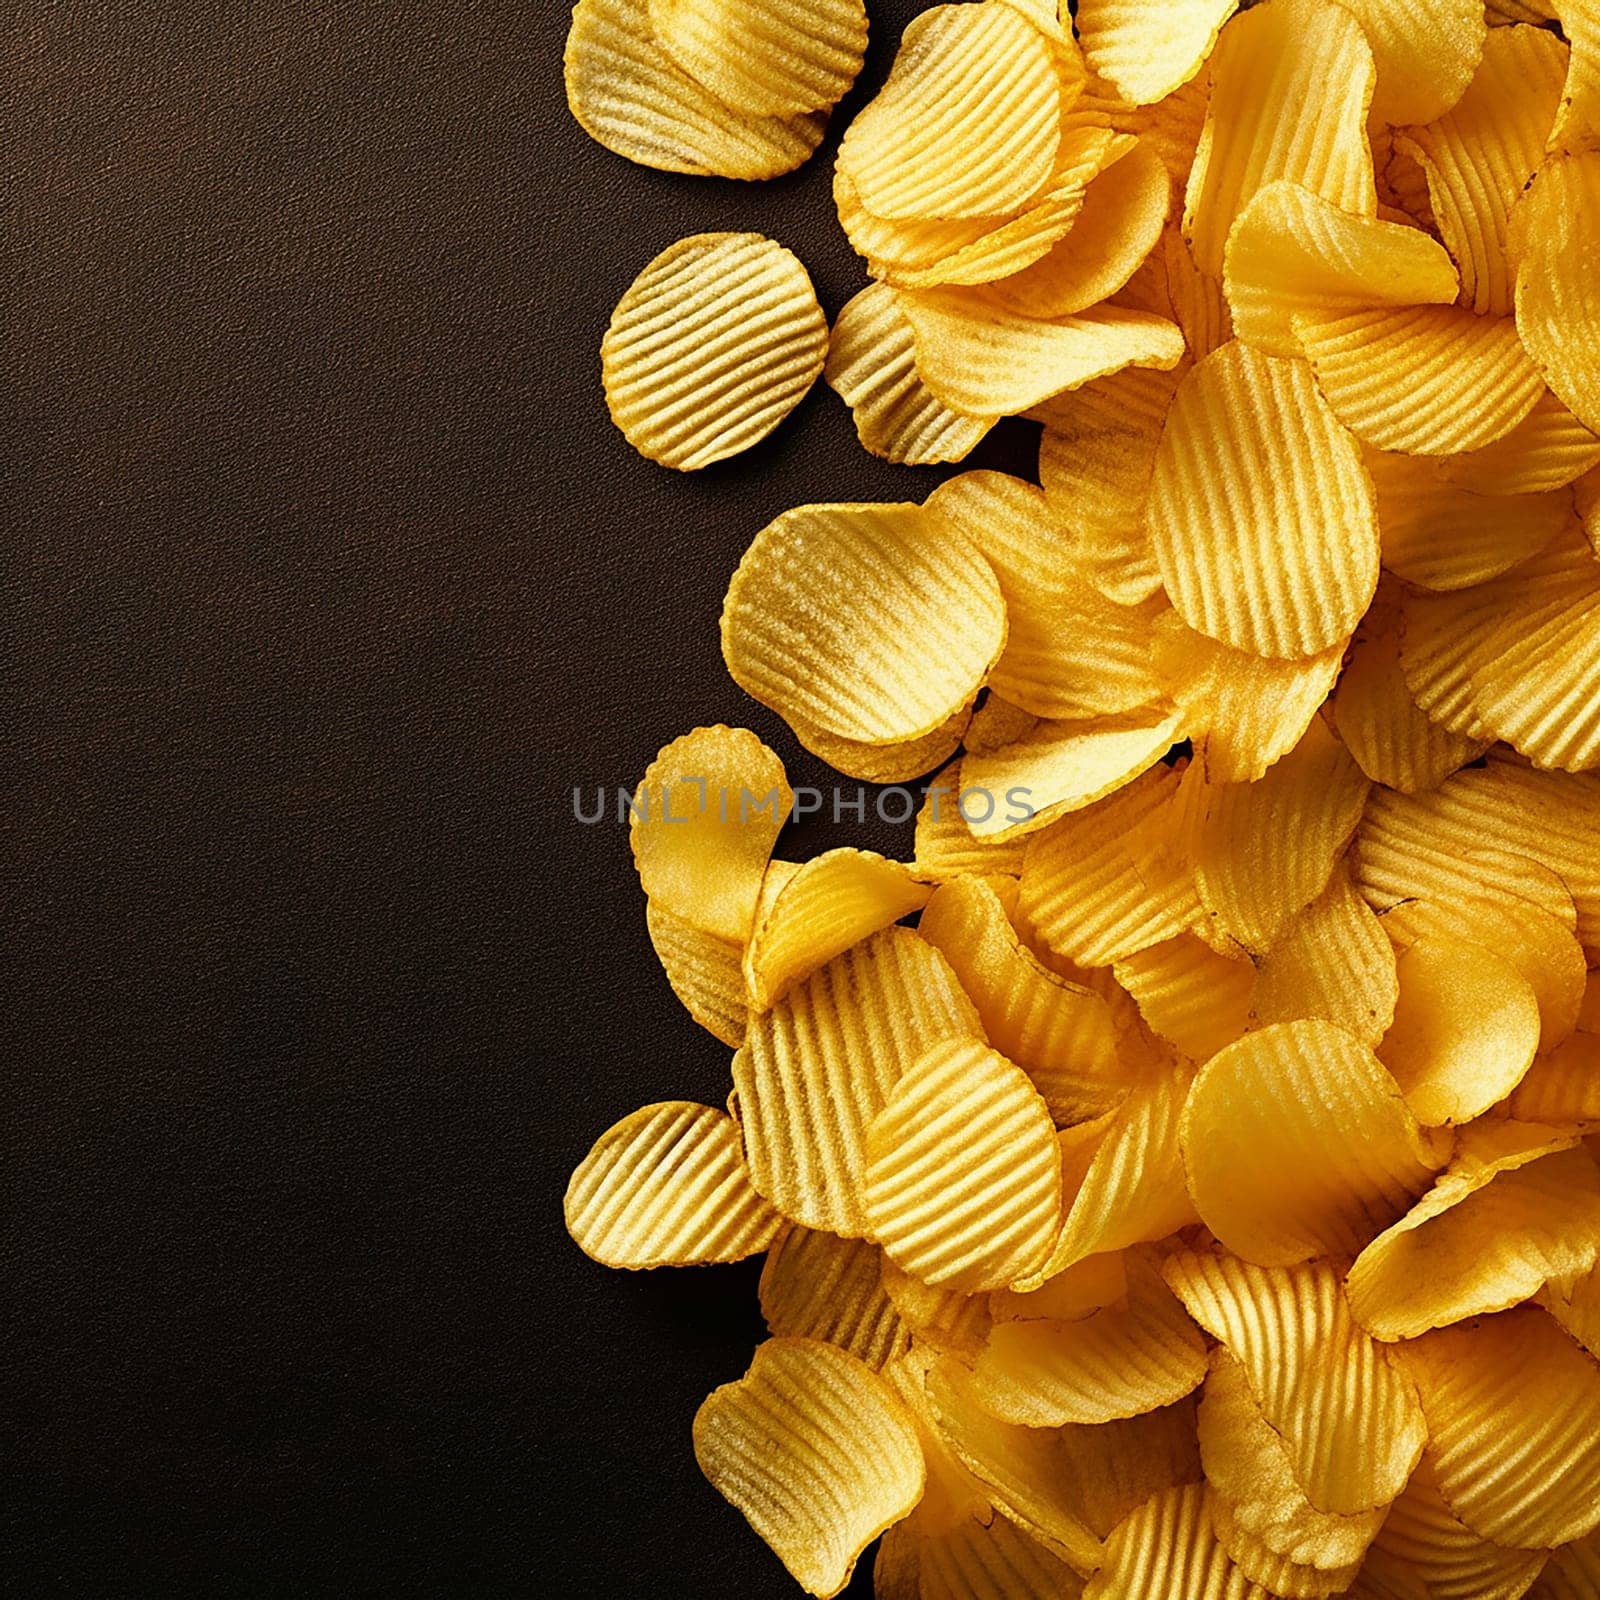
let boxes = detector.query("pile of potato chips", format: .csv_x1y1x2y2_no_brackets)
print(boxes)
564,0,1600,1594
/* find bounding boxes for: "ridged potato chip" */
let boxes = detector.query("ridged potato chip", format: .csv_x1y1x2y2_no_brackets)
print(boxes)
1436,388,1600,495
602,233,828,469
565,1101,782,1268
1207,1487,1366,1598
1113,933,1255,1062
758,1227,909,1371
644,900,748,1046
1181,1020,1447,1265
881,1264,995,1363
1337,0,1486,125
787,704,972,787
693,1337,925,1597
646,0,866,118
1074,0,1236,106
863,1037,1062,1293
733,926,978,1235
1082,1482,1259,1600
914,761,1032,883
1164,1248,1429,1514
1513,1030,1600,1123
721,502,1007,747
990,1250,1131,1325
1147,341,1379,660
1537,1531,1600,1600
565,0,826,177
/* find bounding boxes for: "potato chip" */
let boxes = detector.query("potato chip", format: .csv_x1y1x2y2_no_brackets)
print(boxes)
1074,0,1236,106
1163,1248,1429,1514
565,1101,782,1268
791,709,972,789
1199,1350,1388,1576
1124,67,1212,193
1542,1255,1600,1360
1181,1020,1447,1266
1208,1488,1366,1599
631,724,791,943
693,1337,925,1597
1223,182,1459,359
881,1263,996,1362
1372,1454,1548,1600
964,694,1042,759
896,292,1185,419
917,877,1126,1123
758,1227,910,1371
1512,1030,1600,1123
564,0,826,178
920,472,1083,612
602,232,828,470
969,1255,1207,1427
722,502,1007,746
1158,227,1234,359
882,1509,1093,1600
644,900,748,1046
1348,1137,1600,1339
1113,933,1254,1062
1082,1483,1260,1600
823,284,995,467
863,1037,1062,1293
1551,0,1600,151
1337,0,1486,126
836,2,1061,222
1147,341,1379,660
646,0,866,118
1248,865,1398,1047
1535,1532,1600,1600
1394,26,1568,319
1183,0,1377,276
914,762,1033,883
733,926,978,1235
1437,388,1600,495
1391,1308,1600,1549
990,1251,1130,1325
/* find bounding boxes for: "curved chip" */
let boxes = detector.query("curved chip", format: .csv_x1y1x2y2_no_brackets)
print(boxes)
1147,341,1379,659
564,0,826,178
733,925,978,1235
881,1263,996,1363
644,900,748,1047
1082,1483,1261,1600
1113,933,1254,1062
602,232,828,469
1183,0,1377,276
758,1227,910,1371
1164,1247,1429,1514
889,1509,1091,1600
1181,1020,1446,1266
914,761,1032,883
969,1254,1206,1427
1515,150,1600,438
823,284,995,467
1437,388,1600,495
693,1337,925,1598
630,724,791,943
990,1251,1131,1326
1513,1030,1600,1123
1207,1489,1365,1599
1391,1308,1600,1550
836,2,1060,222
1074,0,1236,105
722,501,1006,747
1338,0,1486,125
1223,182,1459,359
863,1037,1061,1294
647,0,866,117
565,1100,782,1268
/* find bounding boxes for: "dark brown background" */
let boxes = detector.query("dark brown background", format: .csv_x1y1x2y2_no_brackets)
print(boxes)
6,2,1033,1594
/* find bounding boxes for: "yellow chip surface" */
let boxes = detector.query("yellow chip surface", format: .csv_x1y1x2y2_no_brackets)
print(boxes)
602,233,828,469
1075,0,1237,106
758,1227,910,1370
1338,0,1486,125
693,1337,925,1597
644,900,749,1046
1082,1482,1261,1600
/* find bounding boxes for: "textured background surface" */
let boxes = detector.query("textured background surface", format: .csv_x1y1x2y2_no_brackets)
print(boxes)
6,2,1032,1594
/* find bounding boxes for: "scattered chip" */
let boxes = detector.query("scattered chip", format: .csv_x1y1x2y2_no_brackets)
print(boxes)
758,1227,910,1371
1075,0,1237,106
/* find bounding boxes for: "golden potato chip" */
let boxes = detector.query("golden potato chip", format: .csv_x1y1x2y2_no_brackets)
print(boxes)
1147,341,1379,660
1163,1248,1429,1514
644,900,748,1046
914,761,1032,883
1207,1488,1365,1599
758,1227,910,1371
1542,1255,1600,1361
646,0,866,118
1113,933,1254,1062
1183,0,1377,276
917,877,1126,1123
969,1255,1207,1427
1021,1063,1199,1285
881,1263,996,1362
1337,0,1486,125
789,705,973,787
1294,304,1545,457
990,1250,1130,1325
1512,1030,1600,1123
722,501,1006,746
1391,1308,1600,1549
863,1037,1062,1293
602,232,828,469
1223,182,1459,359
1018,762,1199,967
631,724,791,943
920,473,1081,611
1378,935,1542,1125
823,284,995,467
1082,1483,1259,1600
1074,0,1235,105
1123,66,1212,193
565,1101,782,1268
963,694,1042,758
1249,866,1398,1047
1191,716,1371,954
836,2,1061,222
881,1345,995,1537
895,1510,1093,1600
1151,612,1345,784
1394,25,1567,318
1517,155,1600,435
1436,387,1600,495
693,1337,925,1598
1036,365,1182,606
896,292,1185,419
959,706,1184,841
1156,228,1233,359
1551,0,1600,150
733,926,978,1235
1181,1020,1447,1265
1348,1136,1600,1340
564,0,826,177
1199,1350,1388,1576
1372,1454,1548,1600
1533,1533,1600,1600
